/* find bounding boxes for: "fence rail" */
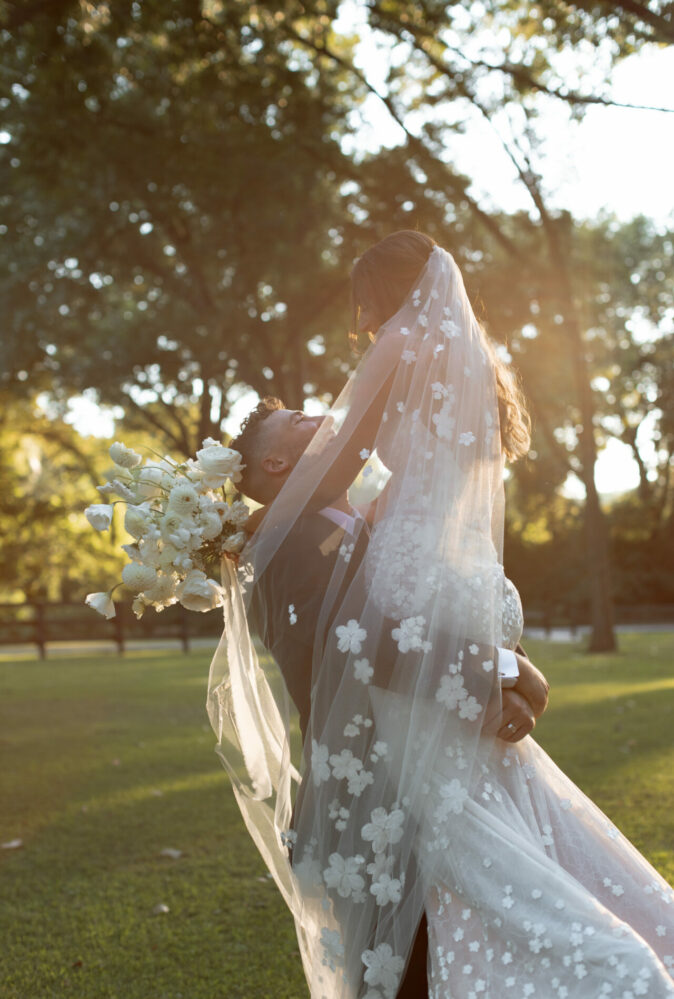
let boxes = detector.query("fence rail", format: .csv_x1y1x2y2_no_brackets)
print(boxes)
0,601,224,658
1,601,673,659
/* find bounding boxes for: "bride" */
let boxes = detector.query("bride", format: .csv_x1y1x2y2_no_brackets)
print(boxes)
208,231,674,998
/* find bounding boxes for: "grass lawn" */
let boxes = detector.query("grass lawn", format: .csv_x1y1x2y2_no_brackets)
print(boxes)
1,632,673,998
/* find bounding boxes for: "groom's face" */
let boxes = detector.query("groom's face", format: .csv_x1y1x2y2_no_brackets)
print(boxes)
262,409,325,473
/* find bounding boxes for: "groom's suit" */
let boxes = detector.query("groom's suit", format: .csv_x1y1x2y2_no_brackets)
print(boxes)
250,509,430,997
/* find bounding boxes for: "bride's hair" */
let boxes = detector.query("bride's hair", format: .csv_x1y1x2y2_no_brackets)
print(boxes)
350,230,531,461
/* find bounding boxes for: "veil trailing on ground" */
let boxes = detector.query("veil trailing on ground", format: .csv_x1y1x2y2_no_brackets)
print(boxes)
207,246,516,996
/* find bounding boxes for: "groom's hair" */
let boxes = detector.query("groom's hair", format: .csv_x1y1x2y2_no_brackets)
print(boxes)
230,396,285,504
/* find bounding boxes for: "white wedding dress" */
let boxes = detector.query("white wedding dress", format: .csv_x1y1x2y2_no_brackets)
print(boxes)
365,510,674,998
210,245,674,999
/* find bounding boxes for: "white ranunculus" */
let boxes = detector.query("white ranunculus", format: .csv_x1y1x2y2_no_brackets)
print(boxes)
124,503,152,539
137,537,162,568
176,570,222,613
195,445,245,485
121,562,158,593
84,503,114,531
109,441,143,468
199,510,223,541
222,531,247,554
167,482,199,516
160,511,189,540
85,592,116,619
172,552,193,573
156,543,180,570
168,527,192,550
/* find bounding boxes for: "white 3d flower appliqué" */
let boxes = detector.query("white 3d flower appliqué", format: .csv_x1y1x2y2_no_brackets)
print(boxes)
361,806,404,853
311,740,331,786
436,778,468,817
288,603,297,625
441,317,461,338
436,673,467,710
353,658,373,683
391,616,432,654
323,854,366,902
336,619,367,654
362,942,405,995
370,873,402,906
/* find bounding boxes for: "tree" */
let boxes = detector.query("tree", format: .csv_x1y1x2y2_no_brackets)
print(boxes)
0,0,371,455
279,0,673,648
0,392,125,602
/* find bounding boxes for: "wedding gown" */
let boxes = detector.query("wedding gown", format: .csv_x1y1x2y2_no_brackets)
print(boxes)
367,563,674,998
209,244,674,999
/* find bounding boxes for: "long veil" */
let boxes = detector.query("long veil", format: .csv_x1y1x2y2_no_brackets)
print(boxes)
207,246,514,997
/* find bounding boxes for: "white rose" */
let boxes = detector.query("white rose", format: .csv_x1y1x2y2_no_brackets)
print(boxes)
143,573,178,607
84,504,114,531
121,562,158,593
222,531,247,554
85,592,116,619
200,437,220,449
134,459,173,499
176,569,222,612
124,504,152,539
109,441,142,468
195,445,245,485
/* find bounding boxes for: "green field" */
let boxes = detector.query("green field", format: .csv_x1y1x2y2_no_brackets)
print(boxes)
1,633,673,999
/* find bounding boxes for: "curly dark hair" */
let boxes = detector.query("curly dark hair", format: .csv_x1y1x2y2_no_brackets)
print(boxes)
230,396,285,503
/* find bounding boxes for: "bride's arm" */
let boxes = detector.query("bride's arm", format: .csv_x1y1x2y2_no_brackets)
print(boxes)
302,332,402,511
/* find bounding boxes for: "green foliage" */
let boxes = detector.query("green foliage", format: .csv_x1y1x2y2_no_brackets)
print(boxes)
0,394,125,601
1,635,673,997
2,1,673,619
0,1,369,452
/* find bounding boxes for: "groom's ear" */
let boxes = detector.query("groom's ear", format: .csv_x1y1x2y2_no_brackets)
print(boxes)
261,454,291,477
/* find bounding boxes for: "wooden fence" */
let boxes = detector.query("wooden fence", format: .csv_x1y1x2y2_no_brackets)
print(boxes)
0,600,225,658
1,600,672,660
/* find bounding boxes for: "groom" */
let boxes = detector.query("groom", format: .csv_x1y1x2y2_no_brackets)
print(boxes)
231,396,550,996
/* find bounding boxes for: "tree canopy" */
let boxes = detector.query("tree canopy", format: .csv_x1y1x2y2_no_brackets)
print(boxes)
2,0,672,643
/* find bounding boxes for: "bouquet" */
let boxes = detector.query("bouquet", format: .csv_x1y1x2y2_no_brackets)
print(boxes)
84,438,248,620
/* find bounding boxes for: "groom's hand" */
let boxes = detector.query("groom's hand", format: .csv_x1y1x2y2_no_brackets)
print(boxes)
513,654,550,719
483,689,536,742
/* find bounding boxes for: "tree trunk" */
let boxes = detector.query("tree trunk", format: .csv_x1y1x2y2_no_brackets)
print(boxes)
547,219,617,652
566,315,617,652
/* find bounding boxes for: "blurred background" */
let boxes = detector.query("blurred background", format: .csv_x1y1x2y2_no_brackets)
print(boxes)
1,0,673,654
